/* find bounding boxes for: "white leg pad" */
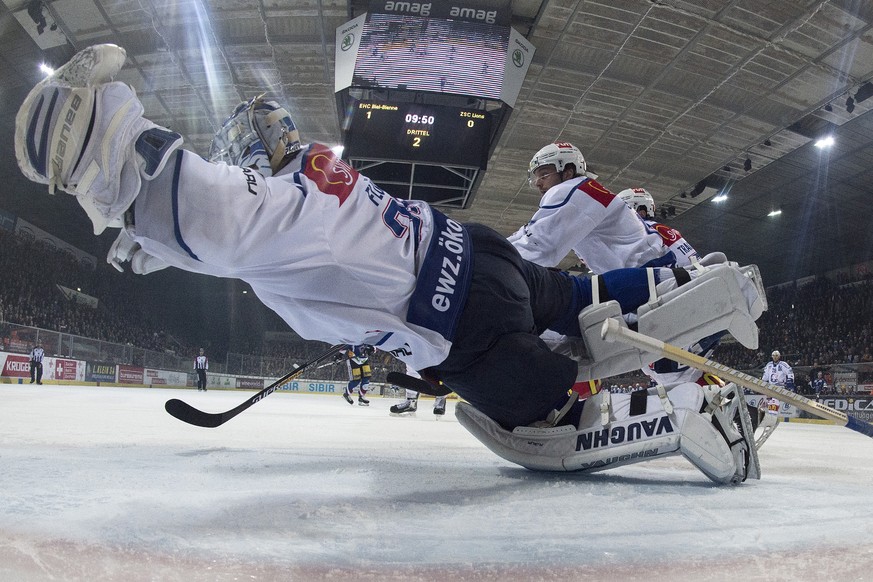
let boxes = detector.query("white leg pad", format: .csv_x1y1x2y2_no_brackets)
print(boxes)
455,383,754,484
574,301,659,381
638,264,762,350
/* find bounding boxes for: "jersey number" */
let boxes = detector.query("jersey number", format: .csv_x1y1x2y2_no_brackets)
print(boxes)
383,199,423,242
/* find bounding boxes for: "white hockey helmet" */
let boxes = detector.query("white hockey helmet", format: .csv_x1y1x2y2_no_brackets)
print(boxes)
528,142,586,187
771,350,780,358
209,95,301,176
618,187,655,218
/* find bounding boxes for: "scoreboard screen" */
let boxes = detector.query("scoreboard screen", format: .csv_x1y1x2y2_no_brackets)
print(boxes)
352,13,509,99
344,101,491,168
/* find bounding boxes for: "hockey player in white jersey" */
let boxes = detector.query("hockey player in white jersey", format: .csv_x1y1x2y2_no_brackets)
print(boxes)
509,143,678,272
16,44,767,484
616,187,777,447
617,188,699,267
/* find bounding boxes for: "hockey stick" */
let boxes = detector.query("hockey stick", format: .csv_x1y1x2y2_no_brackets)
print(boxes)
600,318,873,439
165,344,345,428
386,371,453,396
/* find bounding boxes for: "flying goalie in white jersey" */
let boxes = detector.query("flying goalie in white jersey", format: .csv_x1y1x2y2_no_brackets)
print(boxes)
16,44,770,484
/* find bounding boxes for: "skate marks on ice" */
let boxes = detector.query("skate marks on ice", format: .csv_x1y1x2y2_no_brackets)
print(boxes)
1,386,872,581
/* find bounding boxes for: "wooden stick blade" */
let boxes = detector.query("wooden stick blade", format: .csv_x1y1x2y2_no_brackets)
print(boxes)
600,318,873,439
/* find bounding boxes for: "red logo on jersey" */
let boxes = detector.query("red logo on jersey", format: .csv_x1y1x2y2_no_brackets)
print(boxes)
653,223,681,245
303,145,359,206
579,180,615,208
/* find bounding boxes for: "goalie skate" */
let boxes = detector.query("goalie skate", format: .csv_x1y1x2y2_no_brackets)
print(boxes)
750,406,779,451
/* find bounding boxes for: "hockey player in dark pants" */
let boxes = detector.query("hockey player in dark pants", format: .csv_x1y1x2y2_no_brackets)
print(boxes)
343,344,372,406
18,45,767,484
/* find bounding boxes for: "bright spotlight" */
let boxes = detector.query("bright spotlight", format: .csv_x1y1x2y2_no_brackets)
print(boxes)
767,209,782,217
39,63,54,76
712,194,728,203
814,136,835,149
331,145,344,157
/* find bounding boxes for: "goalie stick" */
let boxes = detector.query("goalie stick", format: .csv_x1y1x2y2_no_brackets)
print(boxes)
165,344,345,428
600,318,873,439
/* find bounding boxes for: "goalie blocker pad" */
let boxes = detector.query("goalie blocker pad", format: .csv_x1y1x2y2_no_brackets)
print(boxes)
639,263,763,351
566,263,765,381
455,383,759,484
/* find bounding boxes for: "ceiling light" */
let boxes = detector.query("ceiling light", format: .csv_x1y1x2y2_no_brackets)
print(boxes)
767,209,782,217
814,136,835,149
39,63,54,75
847,96,855,113
712,194,728,203
824,104,833,112
743,158,752,172
331,145,345,157
763,139,772,146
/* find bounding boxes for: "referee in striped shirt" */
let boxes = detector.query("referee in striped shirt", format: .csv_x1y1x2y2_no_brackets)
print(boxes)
194,348,208,391
30,342,44,385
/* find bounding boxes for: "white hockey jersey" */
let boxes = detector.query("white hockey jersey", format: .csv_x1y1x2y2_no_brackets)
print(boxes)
641,220,699,267
508,177,670,272
131,144,471,370
762,360,794,388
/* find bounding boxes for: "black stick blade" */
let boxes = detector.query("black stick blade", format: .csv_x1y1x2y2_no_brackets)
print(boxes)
165,398,227,428
386,372,452,396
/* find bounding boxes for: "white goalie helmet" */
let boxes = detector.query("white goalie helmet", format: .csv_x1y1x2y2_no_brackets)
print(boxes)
209,95,301,176
528,142,586,187
772,350,780,358
618,188,656,218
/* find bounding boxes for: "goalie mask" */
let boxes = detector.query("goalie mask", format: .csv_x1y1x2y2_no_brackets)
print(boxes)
618,188,655,218
528,142,586,188
209,96,301,176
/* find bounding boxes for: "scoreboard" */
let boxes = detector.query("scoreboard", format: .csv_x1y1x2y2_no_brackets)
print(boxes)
344,101,491,169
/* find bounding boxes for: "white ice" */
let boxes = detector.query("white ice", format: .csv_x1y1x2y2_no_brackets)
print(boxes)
1,385,872,581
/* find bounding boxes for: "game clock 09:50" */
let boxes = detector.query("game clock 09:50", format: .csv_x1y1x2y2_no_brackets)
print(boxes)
345,101,491,168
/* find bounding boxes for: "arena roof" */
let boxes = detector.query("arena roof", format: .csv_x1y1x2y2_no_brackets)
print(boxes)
1,0,872,285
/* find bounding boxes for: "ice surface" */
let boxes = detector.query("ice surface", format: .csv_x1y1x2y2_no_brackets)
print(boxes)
1,385,872,581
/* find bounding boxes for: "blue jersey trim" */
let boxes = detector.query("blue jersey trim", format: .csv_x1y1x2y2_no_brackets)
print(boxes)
540,178,589,210
172,151,200,261
641,250,677,268
407,211,472,342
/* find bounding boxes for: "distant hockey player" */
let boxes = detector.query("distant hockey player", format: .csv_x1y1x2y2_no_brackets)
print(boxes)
762,349,795,410
16,45,769,484
342,344,373,406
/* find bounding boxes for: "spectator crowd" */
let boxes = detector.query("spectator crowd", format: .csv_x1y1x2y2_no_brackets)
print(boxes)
1,227,872,390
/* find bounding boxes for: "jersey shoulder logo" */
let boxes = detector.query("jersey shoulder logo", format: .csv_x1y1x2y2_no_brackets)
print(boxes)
577,179,614,208
302,144,359,206
653,223,681,245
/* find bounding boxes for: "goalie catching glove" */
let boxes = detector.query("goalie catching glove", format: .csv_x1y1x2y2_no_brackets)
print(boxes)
15,44,182,234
